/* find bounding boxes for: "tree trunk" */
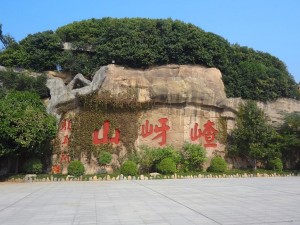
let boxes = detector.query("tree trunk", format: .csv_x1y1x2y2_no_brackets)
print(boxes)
253,159,257,170
14,156,19,174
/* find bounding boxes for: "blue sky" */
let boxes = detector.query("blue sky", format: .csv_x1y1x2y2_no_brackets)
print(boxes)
0,0,299,82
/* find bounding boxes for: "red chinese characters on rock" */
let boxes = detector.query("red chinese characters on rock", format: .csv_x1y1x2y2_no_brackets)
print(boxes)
93,121,120,145
52,165,61,174
190,120,218,147
60,153,70,163
60,119,72,146
141,118,170,146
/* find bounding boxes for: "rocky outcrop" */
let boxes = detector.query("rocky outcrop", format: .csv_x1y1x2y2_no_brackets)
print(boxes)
47,64,226,118
47,64,300,173
47,64,300,126
46,66,107,119
220,97,300,131
0,65,42,77
101,64,226,106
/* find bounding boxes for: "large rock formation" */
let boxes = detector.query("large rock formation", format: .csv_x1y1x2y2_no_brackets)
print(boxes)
47,64,300,126
221,97,300,131
46,64,300,173
47,64,226,118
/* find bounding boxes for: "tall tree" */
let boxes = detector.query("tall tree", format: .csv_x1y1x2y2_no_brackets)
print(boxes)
228,101,280,169
0,91,57,171
278,112,300,167
0,23,16,49
0,18,298,101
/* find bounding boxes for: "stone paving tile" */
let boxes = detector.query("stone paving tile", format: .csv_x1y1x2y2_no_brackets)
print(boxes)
1,177,300,224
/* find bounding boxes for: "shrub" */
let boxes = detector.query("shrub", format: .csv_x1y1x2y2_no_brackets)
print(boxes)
156,158,176,174
23,158,43,174
207,156,227,173
152,145,180,163
137,145,180,173
120,161,138,176
180,143,206,172
98,151,112,166
267,158,283,171
295,160,300,170
137,146,155,173
67,160,85,177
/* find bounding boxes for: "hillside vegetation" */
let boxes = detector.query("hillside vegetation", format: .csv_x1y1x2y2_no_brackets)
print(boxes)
0,18,298,101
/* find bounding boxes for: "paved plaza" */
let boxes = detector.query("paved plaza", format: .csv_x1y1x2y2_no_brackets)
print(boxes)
0,177,299,225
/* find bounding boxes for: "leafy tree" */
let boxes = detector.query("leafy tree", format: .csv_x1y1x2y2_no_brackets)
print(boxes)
0,18,298,101
23,158,43,174
207,156,227,173
151,145,181,167
67,160,85,177
156,157,176,174
59,50,98,79
267,158,283,171
55,18,298,101
180,142,206,172
137,145,180,173
278,112,300,167
0,91,57,159
0,31,61,71
120,160,138,176
0,70,49,98
137,145,156,173
228,100,280,169
0,23,16,49
97,151,112,167
18,31,62,71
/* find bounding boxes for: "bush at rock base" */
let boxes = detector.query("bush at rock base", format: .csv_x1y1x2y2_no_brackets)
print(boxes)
23,158,43,174
267,158,283,172
207,156,227,173
67,160,85,177
156,157,177,174
180,142,206,172
120,161,138,176
98,151,112,166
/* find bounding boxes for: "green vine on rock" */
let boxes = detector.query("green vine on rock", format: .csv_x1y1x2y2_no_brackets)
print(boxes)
69,89,153,162
216,117,228,145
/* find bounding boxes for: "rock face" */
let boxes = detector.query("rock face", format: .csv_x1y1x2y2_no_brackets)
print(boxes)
220,97,300,131
46,64,226,118
47,67,107,119
100,64,226,106
46,64,300,173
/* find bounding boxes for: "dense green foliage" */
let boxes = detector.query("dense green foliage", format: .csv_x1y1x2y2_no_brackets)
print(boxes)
135,146,156,173
23,158,43,174
134,145,180,174
0,70,49,98
278,112,300,167
97,151,112,166
207,156,227,173
150,145,180,166
228,101,280,169
120,160,138,176
267,158,283,172
135,145,206,174
0,23,16,49
180,142,206,172
0,18,298,101
67,160,85,177
0,31,61,71
156,157,177,174
0,91,57,158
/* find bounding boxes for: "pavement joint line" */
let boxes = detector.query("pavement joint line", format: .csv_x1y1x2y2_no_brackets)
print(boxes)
0,185,46,213
239,184,300,196
133,180,223,225
236,219,295,224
